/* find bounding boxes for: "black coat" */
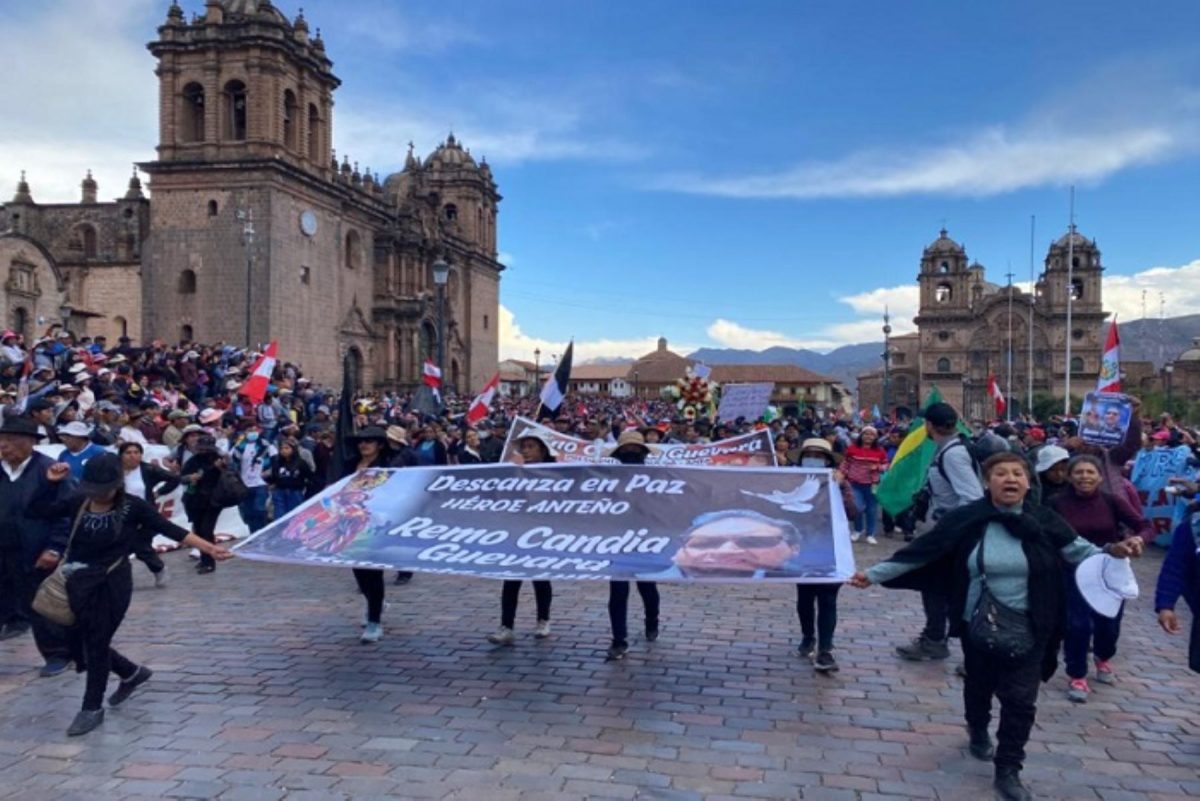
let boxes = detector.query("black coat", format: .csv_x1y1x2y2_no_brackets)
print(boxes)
132,461,180,504
1,451,73,564
880,497,1077,681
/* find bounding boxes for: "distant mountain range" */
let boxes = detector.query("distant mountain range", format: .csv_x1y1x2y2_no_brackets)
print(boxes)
679,315,1200,389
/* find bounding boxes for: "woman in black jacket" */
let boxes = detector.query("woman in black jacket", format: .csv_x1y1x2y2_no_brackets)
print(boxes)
40,454,232,736
266,437,313,520
179,435,224,575
118,442,180,586
849,453,1142,801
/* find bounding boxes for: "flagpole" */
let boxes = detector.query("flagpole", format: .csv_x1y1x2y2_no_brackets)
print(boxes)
1006,267,1014,423
1063,187,1075,418
1028,214,1035,419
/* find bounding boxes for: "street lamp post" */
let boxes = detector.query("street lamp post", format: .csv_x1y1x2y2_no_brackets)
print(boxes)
1166,363,1174,411
881,309,892,417
237,208,255,347
533,348,541,398
432,257,450,390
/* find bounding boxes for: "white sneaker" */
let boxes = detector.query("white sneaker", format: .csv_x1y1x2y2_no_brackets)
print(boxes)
487,626,515,645
866,536,878,545
360,622,383,643
850,532,862,543
153,567,168,588
534,620,551,639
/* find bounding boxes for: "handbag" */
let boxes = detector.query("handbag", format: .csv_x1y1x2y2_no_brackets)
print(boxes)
967,533,1035,661
210,468,249,510
32,504,128,627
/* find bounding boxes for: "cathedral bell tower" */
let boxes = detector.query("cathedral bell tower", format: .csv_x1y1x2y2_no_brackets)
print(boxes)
916,229,971,316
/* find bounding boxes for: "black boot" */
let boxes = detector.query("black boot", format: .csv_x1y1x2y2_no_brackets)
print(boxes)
968,726,994,761
994,767,1031,801
66,709,105,737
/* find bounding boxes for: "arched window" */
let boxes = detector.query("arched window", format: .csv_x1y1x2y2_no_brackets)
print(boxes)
1070,279,1083,301
283,89,298,150
939,261,950,273
78,224,98,259
935,282,952,303
182,83,205,143
207,199,219,217
1070,356,1084,373
307,104,320,162
344,230,361,269
178,269,197,294
936,357,951,373
112,316,127,338
180,324,194,343
224,80,247,140
444,203,458,222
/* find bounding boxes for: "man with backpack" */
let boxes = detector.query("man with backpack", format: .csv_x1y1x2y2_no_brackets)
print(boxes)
895,402,984,661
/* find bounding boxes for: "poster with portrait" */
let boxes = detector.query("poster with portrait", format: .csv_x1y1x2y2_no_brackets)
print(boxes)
1079,392,1132,448
235,464,855,583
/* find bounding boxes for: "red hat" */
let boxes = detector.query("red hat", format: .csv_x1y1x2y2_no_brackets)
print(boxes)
1029,428,1046,443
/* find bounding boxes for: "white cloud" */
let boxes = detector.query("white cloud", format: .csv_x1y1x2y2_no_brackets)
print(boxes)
1104,259,1200,320
497,252,516,267
499,305,697,363
651,57,1200,200
656,127,1179,199
338,2,483,54
0,0,158,203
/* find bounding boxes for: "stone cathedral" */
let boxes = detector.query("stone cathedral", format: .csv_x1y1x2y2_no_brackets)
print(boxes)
0,0,503,392
858,227,1106,419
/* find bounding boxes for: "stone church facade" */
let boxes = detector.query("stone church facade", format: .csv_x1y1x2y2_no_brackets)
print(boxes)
858,228,1106,420
0,0,502,392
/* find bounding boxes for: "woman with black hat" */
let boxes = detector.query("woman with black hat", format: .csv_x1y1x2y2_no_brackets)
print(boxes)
179,433,225,574
40,453,232,736
345,426,393,644
488,431,555,645
602,430,660,661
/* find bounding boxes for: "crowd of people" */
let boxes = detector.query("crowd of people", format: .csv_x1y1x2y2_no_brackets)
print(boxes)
2,331,1198,801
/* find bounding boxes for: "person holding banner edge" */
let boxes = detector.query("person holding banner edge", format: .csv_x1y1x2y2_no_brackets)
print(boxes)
345,426,393,644
603,430,661,662
795,438,857,672
488,431,555,645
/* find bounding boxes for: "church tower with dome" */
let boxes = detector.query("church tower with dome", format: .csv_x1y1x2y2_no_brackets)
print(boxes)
0,0,502,391
858,227,1107,420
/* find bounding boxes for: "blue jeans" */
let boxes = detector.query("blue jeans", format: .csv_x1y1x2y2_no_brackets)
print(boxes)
271,488,304,521
850,483,878,536
1063,568,1124,679
238,486,270,533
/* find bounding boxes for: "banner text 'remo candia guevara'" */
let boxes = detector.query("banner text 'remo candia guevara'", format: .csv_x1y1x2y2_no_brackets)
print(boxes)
234,465,855,583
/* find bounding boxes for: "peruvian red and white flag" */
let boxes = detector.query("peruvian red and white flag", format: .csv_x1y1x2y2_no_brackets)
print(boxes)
988,372,1006,419
1097,316,1121,393
466,372,499,426
422,359,442,390
238,341,278,404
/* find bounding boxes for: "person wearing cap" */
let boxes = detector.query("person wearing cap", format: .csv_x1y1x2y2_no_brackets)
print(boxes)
602,430,660,661
179,434,226,574
0,415,74,672
842,426,889,546
161,410,192,449
1050,454,1152,703
26,398,60,444
488,432,555,645
893,402,985,663
850,452,1143,801
1033,445,1070,507
793,438,857,672
343,426,394,643
39,453,232,735
55,422,106,479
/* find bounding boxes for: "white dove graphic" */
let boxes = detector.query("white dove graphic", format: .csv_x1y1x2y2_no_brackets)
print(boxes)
740,477,823,513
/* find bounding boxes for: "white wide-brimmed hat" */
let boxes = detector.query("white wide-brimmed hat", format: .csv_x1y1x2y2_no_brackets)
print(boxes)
1075,554,1139,618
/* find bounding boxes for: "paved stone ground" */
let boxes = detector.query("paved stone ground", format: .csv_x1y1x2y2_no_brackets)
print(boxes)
0,539,1197,801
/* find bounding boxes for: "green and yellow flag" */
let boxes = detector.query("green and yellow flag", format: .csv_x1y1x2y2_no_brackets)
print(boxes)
875,387,942,516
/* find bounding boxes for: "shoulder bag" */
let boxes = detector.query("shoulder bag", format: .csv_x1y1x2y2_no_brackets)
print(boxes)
32,503,128,627
967,533,1035,661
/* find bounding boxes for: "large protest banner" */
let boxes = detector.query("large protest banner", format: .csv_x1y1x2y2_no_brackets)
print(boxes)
234,464,854,583
716,383,774,422
501,417,777,467
1131,444,1193,544
36,442,250,546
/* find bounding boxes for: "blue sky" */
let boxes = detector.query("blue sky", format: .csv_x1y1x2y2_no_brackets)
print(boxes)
3,1,1199,361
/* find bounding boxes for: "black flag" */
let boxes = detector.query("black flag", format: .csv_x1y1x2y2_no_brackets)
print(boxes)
539,340,573,417
333,353,357,474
